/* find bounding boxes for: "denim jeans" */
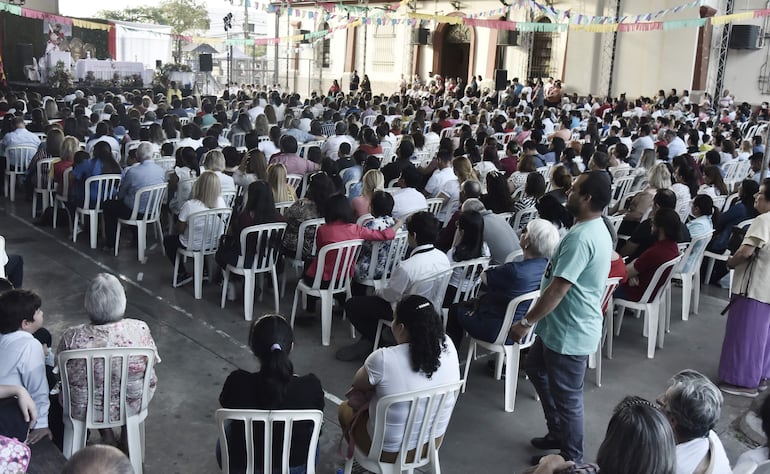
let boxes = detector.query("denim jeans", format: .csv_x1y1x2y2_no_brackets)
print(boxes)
525,337,588,463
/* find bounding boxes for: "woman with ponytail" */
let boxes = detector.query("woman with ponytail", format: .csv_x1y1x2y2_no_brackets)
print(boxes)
339,295,460,461
218,314,324,473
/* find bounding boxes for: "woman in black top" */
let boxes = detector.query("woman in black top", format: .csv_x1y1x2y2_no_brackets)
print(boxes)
218,314,324,472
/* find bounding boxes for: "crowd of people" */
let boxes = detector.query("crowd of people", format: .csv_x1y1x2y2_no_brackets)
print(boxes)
0,72,769,473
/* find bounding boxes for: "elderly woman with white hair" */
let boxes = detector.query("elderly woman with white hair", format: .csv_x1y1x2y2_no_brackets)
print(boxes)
57,273,161,447
445,218,561,348
202,149,236,195
656,369,732,474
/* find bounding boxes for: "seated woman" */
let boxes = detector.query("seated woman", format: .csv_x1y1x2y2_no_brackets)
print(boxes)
529,396,676,474
164,171,227,284
708,179,759,255
354,191,397,289
445,219,559,348
218,314,323,473
233,149,268,189
215,181,283,273
698,165,728,203
546,164,572,205
203,150,236,196
57,273,161,448
481,171,515,214
70,141,123,212
616,163,672,236
683,194,715,274
267,163,296,204
168,147,201,217
616,208,681,302
281,173,336,260
352,169,384,219
507,155,536,194
536,194,572,237
444,210,490,307
512,173,547,233
339,295,461,463
304,194,396,289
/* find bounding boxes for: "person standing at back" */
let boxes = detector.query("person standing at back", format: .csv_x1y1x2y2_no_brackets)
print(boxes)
509,171,613,465
349,70,360,94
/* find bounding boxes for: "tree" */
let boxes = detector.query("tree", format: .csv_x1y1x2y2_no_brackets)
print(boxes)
98,0,210,64
159,0,211,64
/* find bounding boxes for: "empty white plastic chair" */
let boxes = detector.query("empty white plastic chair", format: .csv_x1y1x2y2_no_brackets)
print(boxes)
58,347,156,474
114,183,168,262
215,408,323,474
4,145,38,202
343,381,463,474
462,290,540,412
73,174,122,249
173,208,232,299
614,255,682,358
221,223,287,320
290,239,364,346
588,277,623,387
32,157,60,218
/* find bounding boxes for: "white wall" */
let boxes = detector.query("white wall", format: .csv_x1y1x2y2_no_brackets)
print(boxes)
25,0,59,14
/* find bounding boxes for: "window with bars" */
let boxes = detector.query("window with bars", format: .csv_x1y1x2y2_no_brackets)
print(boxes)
372,25,396,73
528,18,558,79
321,22,331,68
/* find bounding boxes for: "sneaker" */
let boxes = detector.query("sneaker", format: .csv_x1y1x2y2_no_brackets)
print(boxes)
530,434,561,450
760,379,769,392
719,382,759,398
175,271,193,287
335,339,373,362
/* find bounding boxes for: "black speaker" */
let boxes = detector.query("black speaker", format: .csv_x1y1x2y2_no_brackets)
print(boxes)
299,29,310,44
17,43,33,67
412,27,429,45
155,60,162,69
494,69,508,91
199,53,213,72
729,25,762,49
497,30,519,46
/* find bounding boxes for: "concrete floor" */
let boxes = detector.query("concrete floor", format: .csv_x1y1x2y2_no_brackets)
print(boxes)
0,197,761,473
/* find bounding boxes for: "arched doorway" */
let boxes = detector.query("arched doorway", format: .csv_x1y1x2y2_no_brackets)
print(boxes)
432,22,475,81
529,17,557,79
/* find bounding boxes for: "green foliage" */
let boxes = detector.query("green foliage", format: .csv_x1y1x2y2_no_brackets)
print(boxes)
47,60,73,91
98,0,210,34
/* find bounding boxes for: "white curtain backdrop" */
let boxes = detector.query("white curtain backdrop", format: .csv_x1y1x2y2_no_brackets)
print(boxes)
113,21,173,68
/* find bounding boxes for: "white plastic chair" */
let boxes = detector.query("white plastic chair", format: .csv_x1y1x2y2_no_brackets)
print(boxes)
343,381,463,474
355,229,409,293
73,174,122,249
231,132,247,151
289,239,364,346
588,277,623,387
445,257,490,325
221,223,286,320
53,167,72,230
114,183,168,262
505,249,523,263
609,176,635,210
613,255,682,359
178,116,190,125
356,213,373,226
0,236,5,278
173,208,232,299
154,157,176,174
215,408,323,474
280,217,324,297
372,269,453,350
286,174,303,194
58,347,156,474
462,290,540,412
702,218,754,294
4,145,37,202
512,207,539,235
32,157,60,218
222,191,237,209
275,201,293,216
670,232,713,322
425,198,443,218
606,214,624,233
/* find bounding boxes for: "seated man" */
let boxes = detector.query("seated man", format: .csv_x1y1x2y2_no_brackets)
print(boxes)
0,289,51,444
268,135,319,176
391,166,428,220
657,369,732,474
424,149,460,224
620,188,691,260
103,142,166,247
336,212,450,361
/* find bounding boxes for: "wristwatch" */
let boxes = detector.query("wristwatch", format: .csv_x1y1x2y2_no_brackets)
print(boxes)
520,317,533,328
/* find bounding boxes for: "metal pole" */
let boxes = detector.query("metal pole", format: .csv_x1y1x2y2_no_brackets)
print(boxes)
606,0,621,98
715,0,735,100
273,6,280,85
286,1,290,89
363,0,369,78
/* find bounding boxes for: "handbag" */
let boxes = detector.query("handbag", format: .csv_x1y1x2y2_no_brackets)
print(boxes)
0,435,31,473
340,387,374,459
726,224,748,254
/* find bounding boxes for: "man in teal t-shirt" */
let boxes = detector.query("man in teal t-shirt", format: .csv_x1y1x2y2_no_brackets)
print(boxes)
510,171,612,465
